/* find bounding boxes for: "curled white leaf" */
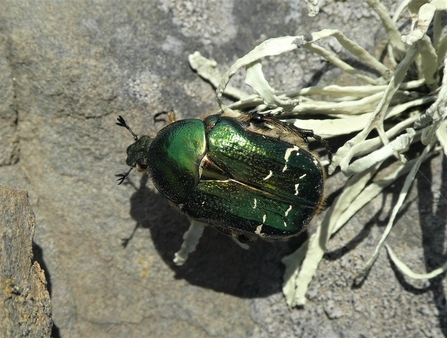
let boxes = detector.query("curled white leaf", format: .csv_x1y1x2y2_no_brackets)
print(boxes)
386,244,447,279
342,129,416,176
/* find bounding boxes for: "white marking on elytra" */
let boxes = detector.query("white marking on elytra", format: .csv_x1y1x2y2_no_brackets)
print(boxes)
263,170,273,181
283,221,287,228
285,205,292,216
255,214,267,236
294,183,300,195
299,173,307,180
283,146,300,172
253,198,257,209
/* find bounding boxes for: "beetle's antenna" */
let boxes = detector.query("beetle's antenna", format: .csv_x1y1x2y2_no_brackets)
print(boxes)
116,116,138,141
116,167,134,185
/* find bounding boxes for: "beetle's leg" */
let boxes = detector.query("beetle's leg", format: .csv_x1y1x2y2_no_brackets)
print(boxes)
310,133,332,163
153,111,177,124
167,111,177,123
291,127,314,143
115,167,134,185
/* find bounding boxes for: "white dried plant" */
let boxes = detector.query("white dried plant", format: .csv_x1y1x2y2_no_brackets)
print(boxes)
187,0,447,307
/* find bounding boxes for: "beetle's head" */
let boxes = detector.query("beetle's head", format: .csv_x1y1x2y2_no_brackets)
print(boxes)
125,136,152,172
115,116,152,185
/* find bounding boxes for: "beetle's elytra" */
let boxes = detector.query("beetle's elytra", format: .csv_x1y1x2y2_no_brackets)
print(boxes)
117,110,326,242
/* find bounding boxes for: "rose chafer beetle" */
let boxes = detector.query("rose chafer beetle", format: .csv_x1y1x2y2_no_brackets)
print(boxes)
117,110,327,253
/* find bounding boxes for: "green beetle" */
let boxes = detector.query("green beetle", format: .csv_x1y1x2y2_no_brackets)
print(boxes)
117,110,326,243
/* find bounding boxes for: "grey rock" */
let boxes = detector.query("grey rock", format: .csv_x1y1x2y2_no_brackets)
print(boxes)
0,0,446,337
0,185,52,337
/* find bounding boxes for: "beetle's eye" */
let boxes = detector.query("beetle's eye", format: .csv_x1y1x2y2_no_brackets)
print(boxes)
135,163,148,173
137,163,148,171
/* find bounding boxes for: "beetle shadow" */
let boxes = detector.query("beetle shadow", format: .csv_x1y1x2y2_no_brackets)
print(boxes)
124,174,306,298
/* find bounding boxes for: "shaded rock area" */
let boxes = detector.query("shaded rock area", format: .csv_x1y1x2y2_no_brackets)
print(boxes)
0,185,52,337
1,0,446,337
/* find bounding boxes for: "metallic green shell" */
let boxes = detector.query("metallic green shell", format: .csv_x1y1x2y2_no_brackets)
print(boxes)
180,116,324,238
147,119,206,204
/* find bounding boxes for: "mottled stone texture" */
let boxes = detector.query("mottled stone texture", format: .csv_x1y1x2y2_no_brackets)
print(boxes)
1,0,446,337
0,185,52,337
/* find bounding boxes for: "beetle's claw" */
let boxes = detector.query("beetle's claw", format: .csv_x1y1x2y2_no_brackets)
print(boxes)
116,115,127,127
115,173,127,185
115,167,134,185
116,116,138,141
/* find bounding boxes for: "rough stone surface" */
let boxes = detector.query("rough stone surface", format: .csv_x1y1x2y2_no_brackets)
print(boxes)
0,0,446,337
0,185,52,337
